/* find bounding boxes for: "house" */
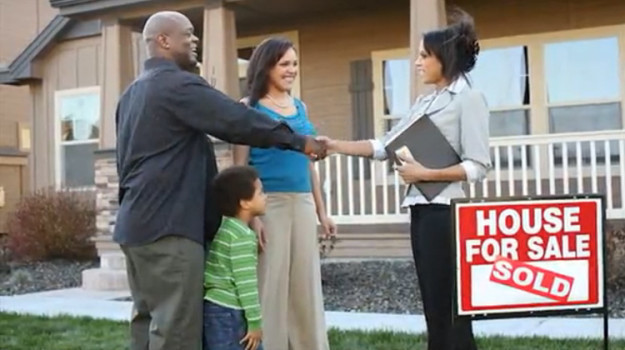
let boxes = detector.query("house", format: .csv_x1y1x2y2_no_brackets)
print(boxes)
1,0,625,290
0,0,58,233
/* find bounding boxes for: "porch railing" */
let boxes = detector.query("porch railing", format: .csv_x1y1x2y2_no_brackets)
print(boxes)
315,130,625,224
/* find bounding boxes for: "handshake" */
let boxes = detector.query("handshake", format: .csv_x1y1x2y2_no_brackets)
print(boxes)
302,136,336,161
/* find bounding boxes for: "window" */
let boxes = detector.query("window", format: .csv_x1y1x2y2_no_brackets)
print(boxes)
55,88,100,188
382,58,411,132
372,49,410,138
372,28,625,176
469,46,531,167
470,46,530,137
544,36,622,163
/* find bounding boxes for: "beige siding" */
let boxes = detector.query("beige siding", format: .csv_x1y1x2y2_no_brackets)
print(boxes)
0,0,56,230
457,0,625,39
33,37,101,189
0,0,57,148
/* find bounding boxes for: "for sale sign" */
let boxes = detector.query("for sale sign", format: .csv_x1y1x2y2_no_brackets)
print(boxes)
453,196,604,317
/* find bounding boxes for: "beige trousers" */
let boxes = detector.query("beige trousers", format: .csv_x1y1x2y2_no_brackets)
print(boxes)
258,193,329,350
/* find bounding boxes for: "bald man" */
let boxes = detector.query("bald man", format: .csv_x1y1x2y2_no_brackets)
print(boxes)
114,11,325,350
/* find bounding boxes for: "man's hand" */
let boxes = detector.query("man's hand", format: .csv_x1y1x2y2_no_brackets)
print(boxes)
303,136,328,160
240,329,262,350
315,136,336,155
250,217,266,253
395,154,432,183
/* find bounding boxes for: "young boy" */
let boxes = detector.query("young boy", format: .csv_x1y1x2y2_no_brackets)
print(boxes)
204,166,266,350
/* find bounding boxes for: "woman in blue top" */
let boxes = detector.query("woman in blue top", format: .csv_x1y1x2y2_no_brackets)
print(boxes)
233,37,335,350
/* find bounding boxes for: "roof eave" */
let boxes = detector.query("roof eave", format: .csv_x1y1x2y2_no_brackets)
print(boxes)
50,0,157,17
0,15,100,86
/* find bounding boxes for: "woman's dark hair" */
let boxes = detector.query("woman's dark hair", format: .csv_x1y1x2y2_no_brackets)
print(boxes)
246,37,295,106
422,7,480,83
213,166,259,217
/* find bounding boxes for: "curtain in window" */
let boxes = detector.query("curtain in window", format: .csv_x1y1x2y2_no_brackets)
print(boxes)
545,37,620,103
383,59,411,116
469,46,526,108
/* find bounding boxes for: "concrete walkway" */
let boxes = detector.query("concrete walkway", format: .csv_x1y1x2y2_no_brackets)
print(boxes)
1,288,624,340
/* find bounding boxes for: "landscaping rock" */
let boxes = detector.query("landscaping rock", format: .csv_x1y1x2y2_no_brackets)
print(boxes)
3,259,625,319
0,259,98,296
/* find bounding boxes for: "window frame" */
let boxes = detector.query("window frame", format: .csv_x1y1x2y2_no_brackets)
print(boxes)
371,48,410,138
54,86,101,189
370,25,625,184
371,25,625,139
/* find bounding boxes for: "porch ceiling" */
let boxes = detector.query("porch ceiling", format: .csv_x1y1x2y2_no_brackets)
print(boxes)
51,0,408,25
232,0,408,25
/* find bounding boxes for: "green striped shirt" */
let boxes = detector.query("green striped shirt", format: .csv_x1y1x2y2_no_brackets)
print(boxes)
204,216,261,330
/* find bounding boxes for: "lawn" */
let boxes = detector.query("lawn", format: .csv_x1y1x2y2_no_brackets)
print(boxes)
1,312,625,350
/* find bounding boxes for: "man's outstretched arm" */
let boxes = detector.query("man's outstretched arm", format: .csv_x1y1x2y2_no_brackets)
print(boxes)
170,74,326,158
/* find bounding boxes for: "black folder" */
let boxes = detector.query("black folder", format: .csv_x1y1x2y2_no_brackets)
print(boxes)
384,115,461,201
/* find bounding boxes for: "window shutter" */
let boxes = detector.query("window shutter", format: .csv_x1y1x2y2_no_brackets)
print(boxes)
349,59,374,179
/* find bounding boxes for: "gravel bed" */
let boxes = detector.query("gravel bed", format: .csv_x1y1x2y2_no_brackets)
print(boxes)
321,260,422,314
0,259,98,296
320,260,625,318
3,259,625,319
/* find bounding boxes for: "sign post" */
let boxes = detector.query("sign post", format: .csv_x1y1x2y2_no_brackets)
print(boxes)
451,195,607,348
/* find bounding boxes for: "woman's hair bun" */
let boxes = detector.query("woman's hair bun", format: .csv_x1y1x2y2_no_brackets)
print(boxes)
448,7,480,73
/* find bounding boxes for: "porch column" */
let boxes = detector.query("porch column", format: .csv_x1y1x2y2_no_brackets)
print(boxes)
81,19,134,292
202,1,240,99
409,0,446,101
202,1,239,170
100,19,134,149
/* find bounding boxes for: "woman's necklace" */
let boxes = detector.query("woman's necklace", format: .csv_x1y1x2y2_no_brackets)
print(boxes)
266,94,293,109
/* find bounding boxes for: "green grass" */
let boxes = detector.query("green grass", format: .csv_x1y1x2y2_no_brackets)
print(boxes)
2,312,625,349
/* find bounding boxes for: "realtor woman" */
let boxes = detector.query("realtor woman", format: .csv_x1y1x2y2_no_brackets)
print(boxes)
317,8,491,350
233,37,335,350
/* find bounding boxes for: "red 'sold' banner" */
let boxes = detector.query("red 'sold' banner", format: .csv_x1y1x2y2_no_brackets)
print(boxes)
454,198,604,316
489,257,574,302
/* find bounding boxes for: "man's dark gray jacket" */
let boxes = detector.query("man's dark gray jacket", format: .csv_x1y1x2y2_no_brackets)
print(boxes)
114,57,307,246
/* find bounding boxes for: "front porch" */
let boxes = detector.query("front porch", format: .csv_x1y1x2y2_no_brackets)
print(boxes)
319,130,625,225
318,130,625,257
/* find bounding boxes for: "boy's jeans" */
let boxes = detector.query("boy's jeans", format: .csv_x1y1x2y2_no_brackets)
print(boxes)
203,300,264,350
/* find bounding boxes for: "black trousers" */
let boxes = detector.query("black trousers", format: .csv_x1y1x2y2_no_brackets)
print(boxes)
410,204,477,350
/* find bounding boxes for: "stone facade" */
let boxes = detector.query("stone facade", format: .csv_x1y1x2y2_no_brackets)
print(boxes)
82,149,127,291
82,140,233,291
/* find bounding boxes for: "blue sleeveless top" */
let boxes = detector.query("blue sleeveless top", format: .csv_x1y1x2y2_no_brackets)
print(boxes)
249,98,317,193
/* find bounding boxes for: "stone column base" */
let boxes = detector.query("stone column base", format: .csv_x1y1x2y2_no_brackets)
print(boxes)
82,266,128,291
81,236,129,292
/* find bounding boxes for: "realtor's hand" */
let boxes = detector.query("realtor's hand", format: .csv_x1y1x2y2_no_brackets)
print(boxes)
395,154,431,183
303,136,328,160
240,329,262,350
250,217,266,253
315,135,337,155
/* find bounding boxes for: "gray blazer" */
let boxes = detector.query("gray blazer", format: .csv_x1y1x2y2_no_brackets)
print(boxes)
371,76,492,203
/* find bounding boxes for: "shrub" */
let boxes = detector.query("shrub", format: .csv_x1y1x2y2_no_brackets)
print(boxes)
606,225,625,288
6,187,97,262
